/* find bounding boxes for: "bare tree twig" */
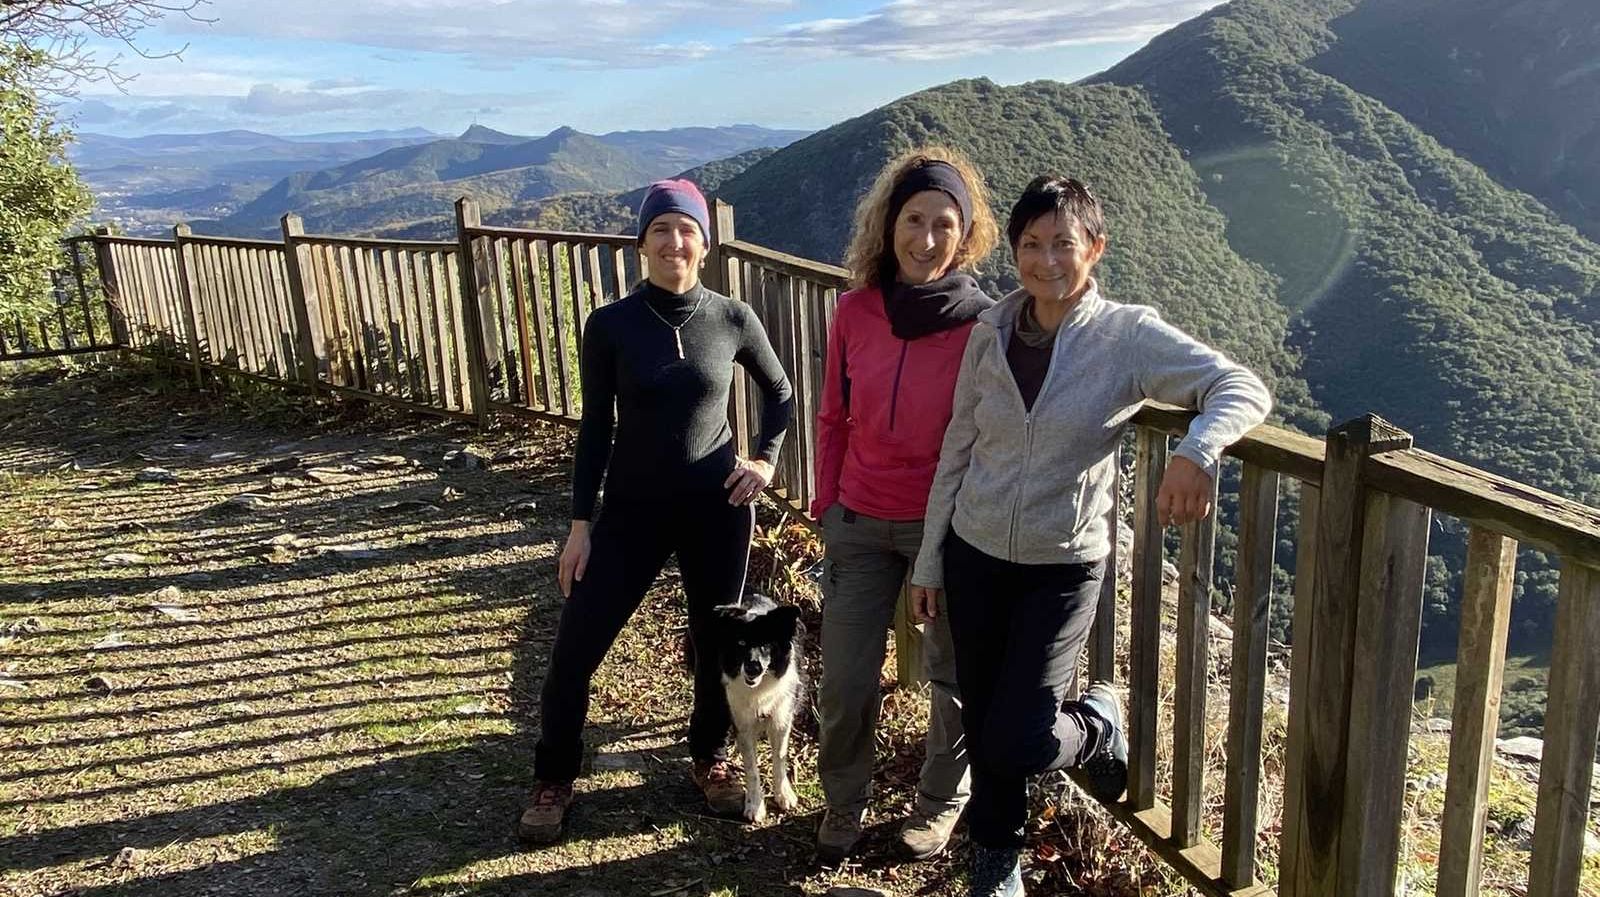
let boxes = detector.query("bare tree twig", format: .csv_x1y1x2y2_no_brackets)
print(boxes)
1,1,214,96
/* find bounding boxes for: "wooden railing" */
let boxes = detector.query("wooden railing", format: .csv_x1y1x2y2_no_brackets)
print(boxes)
455,198,640,424
0,237,120,361
284,219,474,417
1109,407,1600,897
33,197,1600,897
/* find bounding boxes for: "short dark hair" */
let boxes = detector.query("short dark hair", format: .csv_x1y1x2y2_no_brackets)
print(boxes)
1006,175,1106,250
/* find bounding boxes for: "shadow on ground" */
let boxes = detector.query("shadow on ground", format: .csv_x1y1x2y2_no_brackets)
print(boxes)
0,363,953,897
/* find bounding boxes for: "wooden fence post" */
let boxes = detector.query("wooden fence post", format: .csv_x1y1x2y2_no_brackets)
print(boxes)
280,214,322,392
453,197,493,426
1437,528,1517,897
1527,561,1600,897
1281,414,1430,897
92,227,128,347
707,200,753,456
171,224,206,387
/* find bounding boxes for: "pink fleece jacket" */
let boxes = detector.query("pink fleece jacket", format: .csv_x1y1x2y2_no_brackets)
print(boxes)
812,286,979,521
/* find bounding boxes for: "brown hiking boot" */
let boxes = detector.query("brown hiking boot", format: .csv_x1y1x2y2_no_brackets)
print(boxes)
816,806,866,864
691,759,745,817
896,802,963,860
516,781,574,845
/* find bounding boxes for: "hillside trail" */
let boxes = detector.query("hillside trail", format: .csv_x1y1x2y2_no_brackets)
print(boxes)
0,363,956,897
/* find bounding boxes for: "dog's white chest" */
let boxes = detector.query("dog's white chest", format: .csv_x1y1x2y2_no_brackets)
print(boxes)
725,669,796,722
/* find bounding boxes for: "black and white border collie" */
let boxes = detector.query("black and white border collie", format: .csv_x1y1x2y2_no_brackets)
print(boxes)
712,595,805,823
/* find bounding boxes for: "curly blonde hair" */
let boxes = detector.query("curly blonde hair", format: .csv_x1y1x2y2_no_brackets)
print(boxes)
843,146,999,290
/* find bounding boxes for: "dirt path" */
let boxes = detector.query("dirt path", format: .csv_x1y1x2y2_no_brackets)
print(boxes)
0,363,959,897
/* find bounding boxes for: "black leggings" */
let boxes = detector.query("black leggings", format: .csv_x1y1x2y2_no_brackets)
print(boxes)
534,492,755,783
943,531,1105,849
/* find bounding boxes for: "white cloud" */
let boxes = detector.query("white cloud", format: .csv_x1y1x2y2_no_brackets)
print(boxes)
742,0,1224,59
167,0,787,67
306,76,373,90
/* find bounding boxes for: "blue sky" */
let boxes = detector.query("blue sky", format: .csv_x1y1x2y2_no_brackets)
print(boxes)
64,0,1224,137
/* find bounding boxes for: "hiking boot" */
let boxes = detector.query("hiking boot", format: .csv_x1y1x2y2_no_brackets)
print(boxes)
969,846,1024,897
1075,681,1128,803
815,806,866,864
691,758,746,817
515,781,574,845
896,802,962,860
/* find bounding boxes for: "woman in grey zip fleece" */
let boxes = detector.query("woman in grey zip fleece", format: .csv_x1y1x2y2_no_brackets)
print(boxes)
908,175,1271,897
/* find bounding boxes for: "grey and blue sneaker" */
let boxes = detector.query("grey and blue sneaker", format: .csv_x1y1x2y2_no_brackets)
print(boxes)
1075,682,1128,803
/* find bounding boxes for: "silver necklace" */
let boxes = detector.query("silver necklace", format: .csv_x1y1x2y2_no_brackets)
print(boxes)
642,289,704,359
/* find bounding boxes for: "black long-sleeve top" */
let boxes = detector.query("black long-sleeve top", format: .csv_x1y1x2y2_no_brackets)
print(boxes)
571,282,795,520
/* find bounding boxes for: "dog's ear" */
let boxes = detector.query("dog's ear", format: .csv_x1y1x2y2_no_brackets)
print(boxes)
764,605,802,639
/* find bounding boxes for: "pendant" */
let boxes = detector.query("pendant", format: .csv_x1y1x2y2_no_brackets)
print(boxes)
674,329,685,359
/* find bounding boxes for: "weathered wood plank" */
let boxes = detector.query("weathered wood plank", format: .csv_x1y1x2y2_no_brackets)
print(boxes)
1221,464,1278,888
507,239,537,409
398,249,432,403
452,199,493,423
1282,415,1383,897
169,227,205,385
442,251,475,416
1340,491,1431,894
422,252,454,410
485,238,519,403
344,246,380,392
1366,449,1600,569
1526,561,1600,897
464,223,635,249
723,239,850,286
1080,786,1276,897
1280,480,1320,895
544,239,575,417
406,249,439,406
1173,481,1220,847
68,242,99,347
1129,426,1169,811
525,239,556,412
1436,527,1517,897
1133,404,1325,487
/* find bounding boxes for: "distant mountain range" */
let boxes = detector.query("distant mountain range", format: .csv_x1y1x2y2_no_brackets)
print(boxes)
78,123,807,237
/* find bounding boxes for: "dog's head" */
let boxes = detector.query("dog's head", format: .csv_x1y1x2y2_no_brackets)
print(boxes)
713,598,801,689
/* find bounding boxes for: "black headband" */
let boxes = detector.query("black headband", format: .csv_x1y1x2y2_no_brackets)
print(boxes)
887,160,973,237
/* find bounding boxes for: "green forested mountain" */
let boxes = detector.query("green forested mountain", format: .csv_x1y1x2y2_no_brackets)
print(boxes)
717,0,1600,656
216,126,655,235
715,79,1323,430
1307,0,1600,243
1092,0,1600,510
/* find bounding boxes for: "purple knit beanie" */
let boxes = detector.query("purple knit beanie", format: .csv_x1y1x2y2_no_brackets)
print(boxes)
637,179,710,244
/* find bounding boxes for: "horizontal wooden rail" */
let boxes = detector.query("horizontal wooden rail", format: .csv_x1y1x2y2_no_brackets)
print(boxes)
94,235,174,247
723,239,850,286
463,223,637,249
1133,404,1325,485
297,234,459,252
183,233,287,248
0,345,120,363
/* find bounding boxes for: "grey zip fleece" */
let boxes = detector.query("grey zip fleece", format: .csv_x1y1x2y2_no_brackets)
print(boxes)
911,283,1271,589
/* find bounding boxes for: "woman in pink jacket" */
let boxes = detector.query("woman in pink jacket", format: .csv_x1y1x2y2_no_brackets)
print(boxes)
812,148,998,863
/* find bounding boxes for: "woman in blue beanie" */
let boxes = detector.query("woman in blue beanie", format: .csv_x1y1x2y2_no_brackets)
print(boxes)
518,179,795,845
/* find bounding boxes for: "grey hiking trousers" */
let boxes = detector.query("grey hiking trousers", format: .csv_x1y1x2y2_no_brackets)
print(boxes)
817,503,971,816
